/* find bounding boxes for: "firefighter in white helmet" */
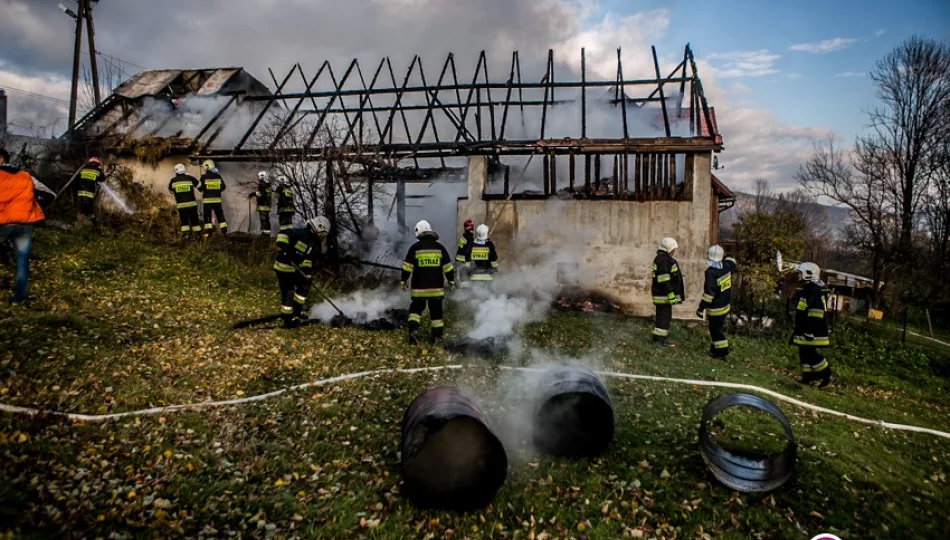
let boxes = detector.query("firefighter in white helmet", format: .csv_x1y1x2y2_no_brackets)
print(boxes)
650,237,685,345
696,245,737,358
466,224,499,288
249,171,272,236
272,216,331,328
790,262,834,387
167,163,202,238
401,220,456,345
198,159,228,237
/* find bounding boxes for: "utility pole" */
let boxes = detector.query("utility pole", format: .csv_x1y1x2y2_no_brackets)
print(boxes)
85,0,101,106
67,0,87,136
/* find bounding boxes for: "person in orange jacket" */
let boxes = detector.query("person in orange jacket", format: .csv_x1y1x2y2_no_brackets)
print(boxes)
0,148,46,306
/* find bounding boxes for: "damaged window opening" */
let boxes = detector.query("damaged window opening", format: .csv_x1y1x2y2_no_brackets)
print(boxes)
482,152,694,201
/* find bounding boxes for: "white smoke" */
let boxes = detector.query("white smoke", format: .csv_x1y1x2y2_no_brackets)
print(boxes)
307,286,404,323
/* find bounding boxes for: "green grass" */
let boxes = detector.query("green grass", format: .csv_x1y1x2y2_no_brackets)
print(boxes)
1,228,949,539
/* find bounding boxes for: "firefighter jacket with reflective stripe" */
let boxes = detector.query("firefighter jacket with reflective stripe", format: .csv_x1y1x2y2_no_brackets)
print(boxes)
198,171,226,204
274,227,322,276
698,257,736,316
792,281,830,347
401,235,456,297
168,174,200,208
0,165,45,225
77,165,102,199
651,250,685,304
276,186,295,213
251,181,272,211
468,239,499,280
456,231,475,262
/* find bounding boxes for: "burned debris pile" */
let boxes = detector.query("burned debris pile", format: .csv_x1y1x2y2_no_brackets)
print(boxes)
328,308,409,331
553,287,621,314
442,337,510,359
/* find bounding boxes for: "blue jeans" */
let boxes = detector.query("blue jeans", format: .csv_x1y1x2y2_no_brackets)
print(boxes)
0,224,33,304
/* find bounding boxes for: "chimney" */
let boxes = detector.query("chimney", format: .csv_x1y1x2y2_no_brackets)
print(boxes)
0,88,7,140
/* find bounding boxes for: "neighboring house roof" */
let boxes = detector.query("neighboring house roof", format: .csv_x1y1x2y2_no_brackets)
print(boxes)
711,174,735,198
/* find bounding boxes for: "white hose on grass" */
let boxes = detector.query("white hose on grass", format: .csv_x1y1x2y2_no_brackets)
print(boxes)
1,364,948,440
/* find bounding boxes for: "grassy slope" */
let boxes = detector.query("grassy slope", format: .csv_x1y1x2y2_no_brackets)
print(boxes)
0,229,948,539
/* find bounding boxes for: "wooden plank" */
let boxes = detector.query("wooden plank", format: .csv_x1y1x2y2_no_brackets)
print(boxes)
543,154,550,195
612,155,619,196
670,154,677,199
683,154,695,201
594,155,601,191
550,153,558,194
569,152,576,191
634,154,641,200
623,153,629,197
585,155,591,190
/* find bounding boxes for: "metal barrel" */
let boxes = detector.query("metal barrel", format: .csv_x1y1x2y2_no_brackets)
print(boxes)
698,393,797,493
532,365,615,458
400,387,508,511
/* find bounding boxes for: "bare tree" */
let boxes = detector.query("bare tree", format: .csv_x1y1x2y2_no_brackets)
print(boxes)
866,36,950,256
798,135,896,304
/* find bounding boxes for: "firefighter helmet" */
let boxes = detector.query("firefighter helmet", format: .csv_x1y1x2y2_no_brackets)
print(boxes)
414,220,433,238
475,224,489,241
464,219,475,232
258,171,268,181
88,157,101,165
660,237,678,253
799,262,820,282
307,216,331,236
202,159,216,170
707,245,724,262
174,163,186,175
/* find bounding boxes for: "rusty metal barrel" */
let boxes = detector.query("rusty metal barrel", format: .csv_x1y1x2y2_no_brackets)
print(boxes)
400,387,508,510
532,365,614,458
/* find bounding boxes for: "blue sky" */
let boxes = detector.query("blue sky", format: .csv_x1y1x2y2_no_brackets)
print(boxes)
601,0,950,143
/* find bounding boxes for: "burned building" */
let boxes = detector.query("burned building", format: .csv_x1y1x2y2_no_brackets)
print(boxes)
77,46,731,315
71,68,274,228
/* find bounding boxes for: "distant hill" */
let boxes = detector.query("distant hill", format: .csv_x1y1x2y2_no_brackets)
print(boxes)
720,192,851,239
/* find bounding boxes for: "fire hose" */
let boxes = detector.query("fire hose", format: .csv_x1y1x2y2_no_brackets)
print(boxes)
2,366,948,442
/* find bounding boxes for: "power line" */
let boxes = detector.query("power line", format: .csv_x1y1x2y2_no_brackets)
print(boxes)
0,85,70,104
96,51,147,72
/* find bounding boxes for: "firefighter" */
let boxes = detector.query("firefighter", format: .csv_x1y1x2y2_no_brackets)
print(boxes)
274,216,331,328
455,219,475,283
198,160,227,237
275,176,296,232
696,245,736,358
168,164,202,238
467,224,498,287
401,220,456,345
76,157,103,223
791,262,834,388
249,171,272,236
650,237,684,346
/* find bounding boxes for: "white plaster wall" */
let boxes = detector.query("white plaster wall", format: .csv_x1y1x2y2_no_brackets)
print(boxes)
114,157,266,233
458,154,713,316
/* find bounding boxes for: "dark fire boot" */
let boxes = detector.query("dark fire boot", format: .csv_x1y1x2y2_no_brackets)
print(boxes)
430,326,444,345
408,329,419,346
817,368,835,389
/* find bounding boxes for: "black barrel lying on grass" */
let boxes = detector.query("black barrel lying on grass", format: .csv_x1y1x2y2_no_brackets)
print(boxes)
698,393,797,493
532,365,615,458
400,387,508,511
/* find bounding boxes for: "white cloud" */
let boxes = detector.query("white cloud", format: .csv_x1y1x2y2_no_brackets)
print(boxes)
875,29,886,37
704,49,781,78
836,71,866,78
789,38,858,54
